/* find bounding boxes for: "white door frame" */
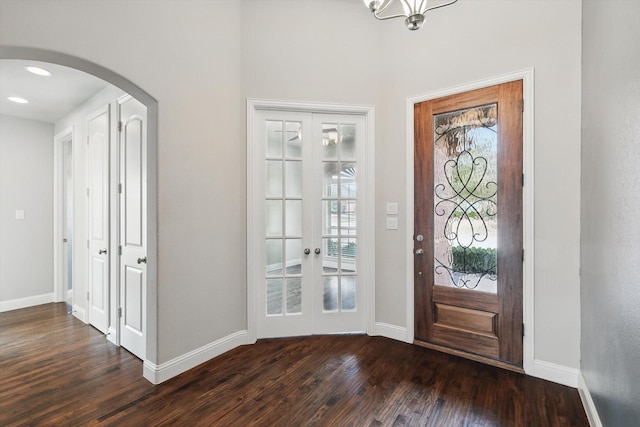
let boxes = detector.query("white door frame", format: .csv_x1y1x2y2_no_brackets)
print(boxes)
247,99,376,343
53,127,74,304
405,69,535,374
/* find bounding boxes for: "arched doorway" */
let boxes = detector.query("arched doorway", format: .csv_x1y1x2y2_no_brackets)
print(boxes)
0,45,158,371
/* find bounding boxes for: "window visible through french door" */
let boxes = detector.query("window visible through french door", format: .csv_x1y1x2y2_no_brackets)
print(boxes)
248,104,374,340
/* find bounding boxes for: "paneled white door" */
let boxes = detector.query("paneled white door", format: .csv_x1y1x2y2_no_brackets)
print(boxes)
118,95,147,360
87,105,110,334
253,110,367,338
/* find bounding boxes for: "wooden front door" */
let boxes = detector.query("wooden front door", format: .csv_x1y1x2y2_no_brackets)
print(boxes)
414,80,523,370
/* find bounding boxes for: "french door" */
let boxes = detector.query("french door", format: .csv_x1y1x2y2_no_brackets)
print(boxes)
414,80,524,369
253,109,367,339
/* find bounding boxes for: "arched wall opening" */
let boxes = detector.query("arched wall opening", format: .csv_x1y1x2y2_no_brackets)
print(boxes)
0,45,158,367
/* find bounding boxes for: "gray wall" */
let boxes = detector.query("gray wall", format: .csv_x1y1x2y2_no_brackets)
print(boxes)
581,1,640,425
0,115,53,303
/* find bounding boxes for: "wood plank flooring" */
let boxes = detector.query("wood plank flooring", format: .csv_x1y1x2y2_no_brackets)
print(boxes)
0,303,589,426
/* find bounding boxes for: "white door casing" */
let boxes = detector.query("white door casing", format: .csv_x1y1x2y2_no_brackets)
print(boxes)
118,95,147,360
248,100,375,342
53,128,73,305
87,105,110,334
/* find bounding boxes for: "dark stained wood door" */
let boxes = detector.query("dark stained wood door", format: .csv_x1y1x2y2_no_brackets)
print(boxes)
414,80,523,371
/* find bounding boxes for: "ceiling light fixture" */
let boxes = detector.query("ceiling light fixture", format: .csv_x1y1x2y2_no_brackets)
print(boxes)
363,0,458,31
8,96,29,104
25,66,52,76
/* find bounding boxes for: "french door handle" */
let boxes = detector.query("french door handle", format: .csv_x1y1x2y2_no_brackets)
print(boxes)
304,248,311,255
137,257,147,264
315,248,321,255
99,249,107,255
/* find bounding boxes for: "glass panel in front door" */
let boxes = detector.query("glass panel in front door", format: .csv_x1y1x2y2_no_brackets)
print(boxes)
433,104,498,293
265,120,303,316
321,123,357,312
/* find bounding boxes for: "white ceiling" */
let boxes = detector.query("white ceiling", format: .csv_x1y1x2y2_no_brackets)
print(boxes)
0,59,109,123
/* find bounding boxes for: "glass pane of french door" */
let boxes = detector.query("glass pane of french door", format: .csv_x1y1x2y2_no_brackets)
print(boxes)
265,119,304,316
321,123,358,313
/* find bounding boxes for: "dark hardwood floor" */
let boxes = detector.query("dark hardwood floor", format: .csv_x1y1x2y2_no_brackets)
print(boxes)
0,303,588,426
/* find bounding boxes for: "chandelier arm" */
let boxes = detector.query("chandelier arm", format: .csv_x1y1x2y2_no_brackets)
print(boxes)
373,11,408,20
424,0,458,13
371,0,398,18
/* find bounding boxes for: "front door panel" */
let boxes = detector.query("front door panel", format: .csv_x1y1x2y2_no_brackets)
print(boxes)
414,80,523,368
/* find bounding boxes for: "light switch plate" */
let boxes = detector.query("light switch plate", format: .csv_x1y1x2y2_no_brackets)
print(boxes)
15,210,25,220
386,217,398,230
386,202,398,215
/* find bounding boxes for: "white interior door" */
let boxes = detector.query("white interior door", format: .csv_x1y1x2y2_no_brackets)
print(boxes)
118,95,147,360
87,105,110,334
254,110,366,339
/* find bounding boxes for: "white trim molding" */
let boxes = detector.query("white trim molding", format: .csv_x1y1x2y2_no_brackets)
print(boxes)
0,293,54,313
579,373,603,427
246,99,376,342
405,68,536,370
374,322,407,342
532,359,579,388
53,127,74,304
143,330,249,384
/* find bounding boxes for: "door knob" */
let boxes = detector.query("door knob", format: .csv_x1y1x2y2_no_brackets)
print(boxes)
99,249,107,255
315,248,321,255
304,248,311,255
415,248,424,255
137,257,147,264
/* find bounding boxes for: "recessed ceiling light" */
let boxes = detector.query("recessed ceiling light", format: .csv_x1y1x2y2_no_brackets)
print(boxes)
8,96,29,104
25,66,52,76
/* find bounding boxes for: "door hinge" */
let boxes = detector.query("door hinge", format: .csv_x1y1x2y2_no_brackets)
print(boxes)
118,121,123,132
87,291,90,301
522,173,525,187
118,183,122,194
118,245,122,256
87,240,90,249
86,187,90,197
118,307,122,318
522,323,525,337
521,99,524,112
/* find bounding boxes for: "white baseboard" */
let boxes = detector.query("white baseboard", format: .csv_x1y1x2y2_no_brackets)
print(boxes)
143,330,249,384
579,373,603,427
374,322,409,343
532,359,580,388
0,293,54,313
